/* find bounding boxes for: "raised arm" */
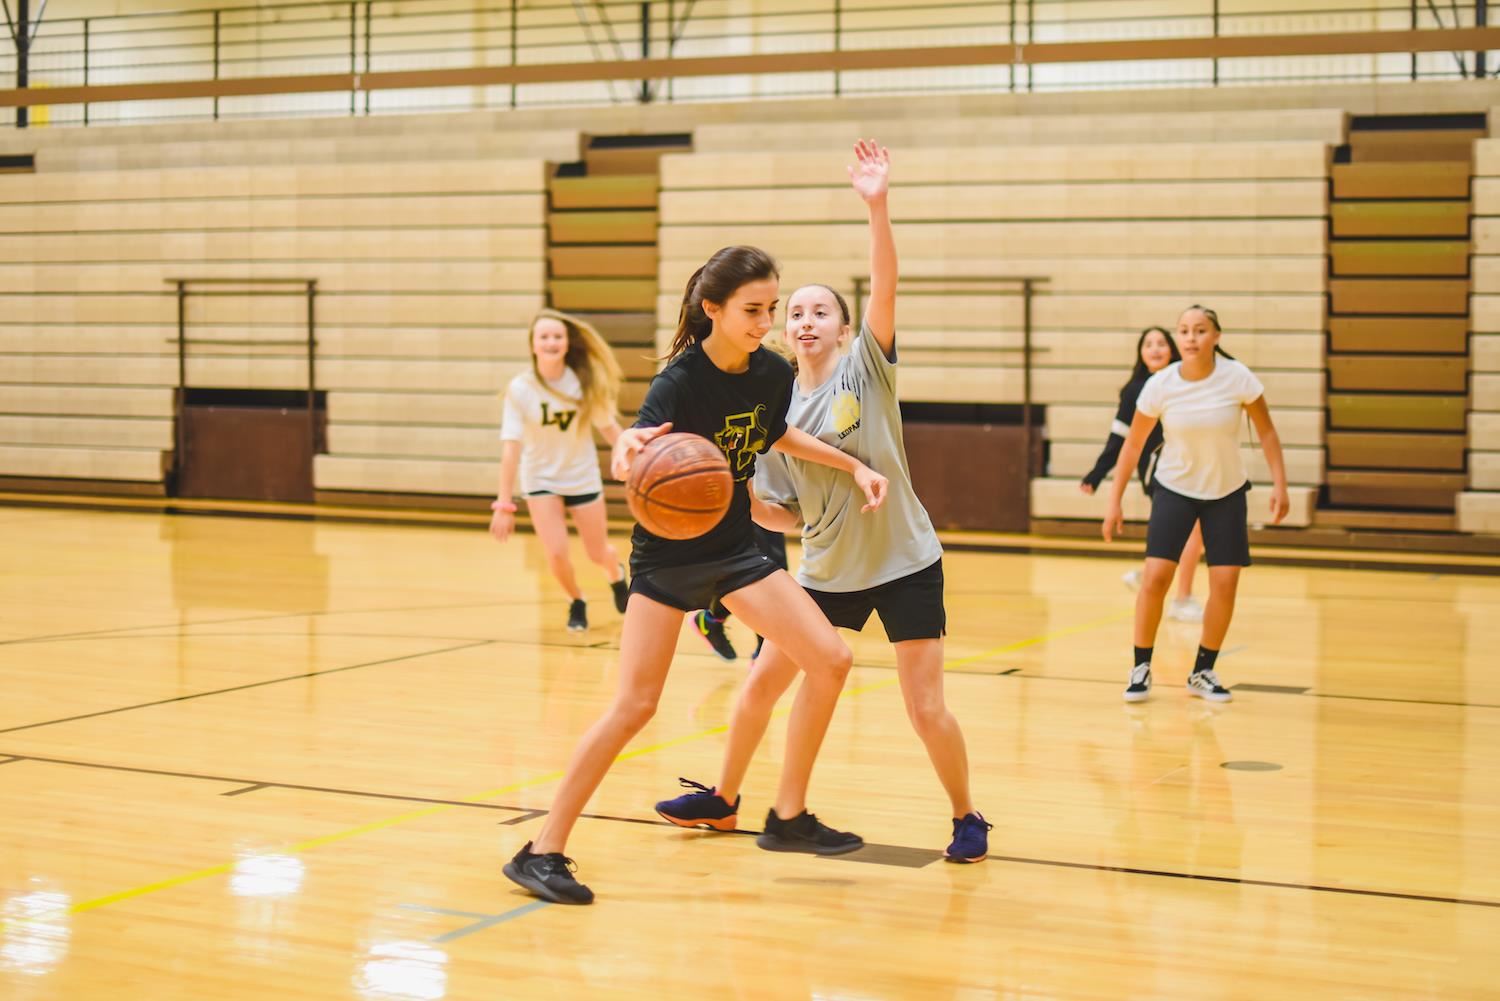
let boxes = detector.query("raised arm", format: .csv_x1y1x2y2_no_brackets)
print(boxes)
850,140,896,358
1101,410,1159,543
772,425,888,512
1245,396,1290,524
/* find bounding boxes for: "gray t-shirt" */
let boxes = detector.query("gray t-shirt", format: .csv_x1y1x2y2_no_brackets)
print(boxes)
754,325,942,593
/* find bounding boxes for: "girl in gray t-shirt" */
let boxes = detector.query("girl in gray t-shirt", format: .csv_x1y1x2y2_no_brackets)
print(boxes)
655,141,992,863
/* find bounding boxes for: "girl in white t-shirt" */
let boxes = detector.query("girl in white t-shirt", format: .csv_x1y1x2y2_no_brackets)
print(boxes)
490,309,628,632
1103,306,1290,704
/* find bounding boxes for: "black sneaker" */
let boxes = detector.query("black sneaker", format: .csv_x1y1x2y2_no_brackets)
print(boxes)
655,777,739,831
1187,668,1233,703
567,599,587,632
502,842,594,905
610,565,630,614
756,809,863,856
750,635,765,664
694,609,737,661
1123,662,1151,703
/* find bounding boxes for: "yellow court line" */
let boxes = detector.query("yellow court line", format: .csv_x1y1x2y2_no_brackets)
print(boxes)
1,609,1127,932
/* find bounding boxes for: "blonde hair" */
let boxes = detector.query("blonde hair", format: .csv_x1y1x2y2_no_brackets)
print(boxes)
527,308,623,433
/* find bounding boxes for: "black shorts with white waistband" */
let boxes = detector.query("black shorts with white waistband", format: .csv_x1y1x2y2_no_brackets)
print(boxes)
629,545,783,613
525,490,601,508
804,558,946,643
1145,482,1252,567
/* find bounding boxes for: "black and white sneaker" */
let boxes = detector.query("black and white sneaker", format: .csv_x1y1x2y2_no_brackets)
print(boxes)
1187,669,1233,703
502,842,594,905
1123,663,1152,703
610,565,630,614
566,599,588,632
756,809,863,856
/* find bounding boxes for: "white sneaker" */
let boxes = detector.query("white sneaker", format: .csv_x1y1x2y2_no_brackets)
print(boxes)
1121,569,1143,591
1168,596,1204,623
1187,669,1233,703
1123,663,1152,702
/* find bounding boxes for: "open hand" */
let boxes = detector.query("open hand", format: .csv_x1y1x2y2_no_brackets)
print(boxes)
848,139,890,203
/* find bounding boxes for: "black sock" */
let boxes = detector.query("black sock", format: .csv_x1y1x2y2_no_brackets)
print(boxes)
1194,646,1220,675
1133,646,1153,668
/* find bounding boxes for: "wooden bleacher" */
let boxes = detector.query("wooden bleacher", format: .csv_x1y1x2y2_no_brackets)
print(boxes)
657,137,1333,528
1464,122,1500,533
0,154,559,497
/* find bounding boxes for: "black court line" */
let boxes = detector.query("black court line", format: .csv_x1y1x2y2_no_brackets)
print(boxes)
9,750,1495,909
498,808,548,826
0,598,551,648
994,670,1500,711
221,783,269,797
939,540,1500,578
0,639,496,735
2,752,535,815
0,755,22,765
985,853,1500,909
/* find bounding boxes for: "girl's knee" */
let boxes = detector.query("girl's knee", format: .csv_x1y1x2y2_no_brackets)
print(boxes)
610,697,658,733
906,699,949,737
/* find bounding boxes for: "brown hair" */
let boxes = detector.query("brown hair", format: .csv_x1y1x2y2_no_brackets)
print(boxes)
667,246,780,361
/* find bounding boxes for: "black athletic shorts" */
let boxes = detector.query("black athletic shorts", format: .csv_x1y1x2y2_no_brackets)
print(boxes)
804,558,946,643
1146,482,1252,568
630,546,783,612
525,490,601,508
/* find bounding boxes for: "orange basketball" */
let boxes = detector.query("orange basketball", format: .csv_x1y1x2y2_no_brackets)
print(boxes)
626,432,734,540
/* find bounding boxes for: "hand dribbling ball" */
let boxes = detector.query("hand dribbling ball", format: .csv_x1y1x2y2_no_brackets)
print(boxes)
626,432,734,540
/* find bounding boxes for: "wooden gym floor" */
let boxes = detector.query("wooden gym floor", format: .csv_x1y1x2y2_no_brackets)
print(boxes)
0,504,1496,1000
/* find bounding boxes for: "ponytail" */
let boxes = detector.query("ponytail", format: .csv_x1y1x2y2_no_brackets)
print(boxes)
667,266,714,361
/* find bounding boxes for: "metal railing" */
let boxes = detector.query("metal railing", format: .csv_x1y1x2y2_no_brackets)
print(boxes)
854,275,1050,517
166,277,321,469
1,0,1496,127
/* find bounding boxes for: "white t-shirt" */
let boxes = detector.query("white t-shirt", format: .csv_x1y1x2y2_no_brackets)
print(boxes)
1135,358,1264,501
499,368,609,496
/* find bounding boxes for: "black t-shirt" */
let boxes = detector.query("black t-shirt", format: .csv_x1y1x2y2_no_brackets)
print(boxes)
630,342,793,572
1081,371,1166,492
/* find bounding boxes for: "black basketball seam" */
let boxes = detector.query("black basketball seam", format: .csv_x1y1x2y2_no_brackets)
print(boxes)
640,498,730,515
641,464,732,497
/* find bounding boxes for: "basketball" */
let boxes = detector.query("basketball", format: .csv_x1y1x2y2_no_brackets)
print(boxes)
626,432,734,540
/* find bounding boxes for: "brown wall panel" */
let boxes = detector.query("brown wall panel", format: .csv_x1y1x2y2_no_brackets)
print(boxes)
1328,317,1468,353
1329,394,1467,431
1328,278,1469,315
1327,355,1469,392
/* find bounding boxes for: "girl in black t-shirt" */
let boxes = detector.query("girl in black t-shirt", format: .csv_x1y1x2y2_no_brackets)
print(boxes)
1080,326,1205,619
503,245,890,905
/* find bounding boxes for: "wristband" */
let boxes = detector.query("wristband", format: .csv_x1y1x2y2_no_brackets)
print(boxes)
490,500,518,513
